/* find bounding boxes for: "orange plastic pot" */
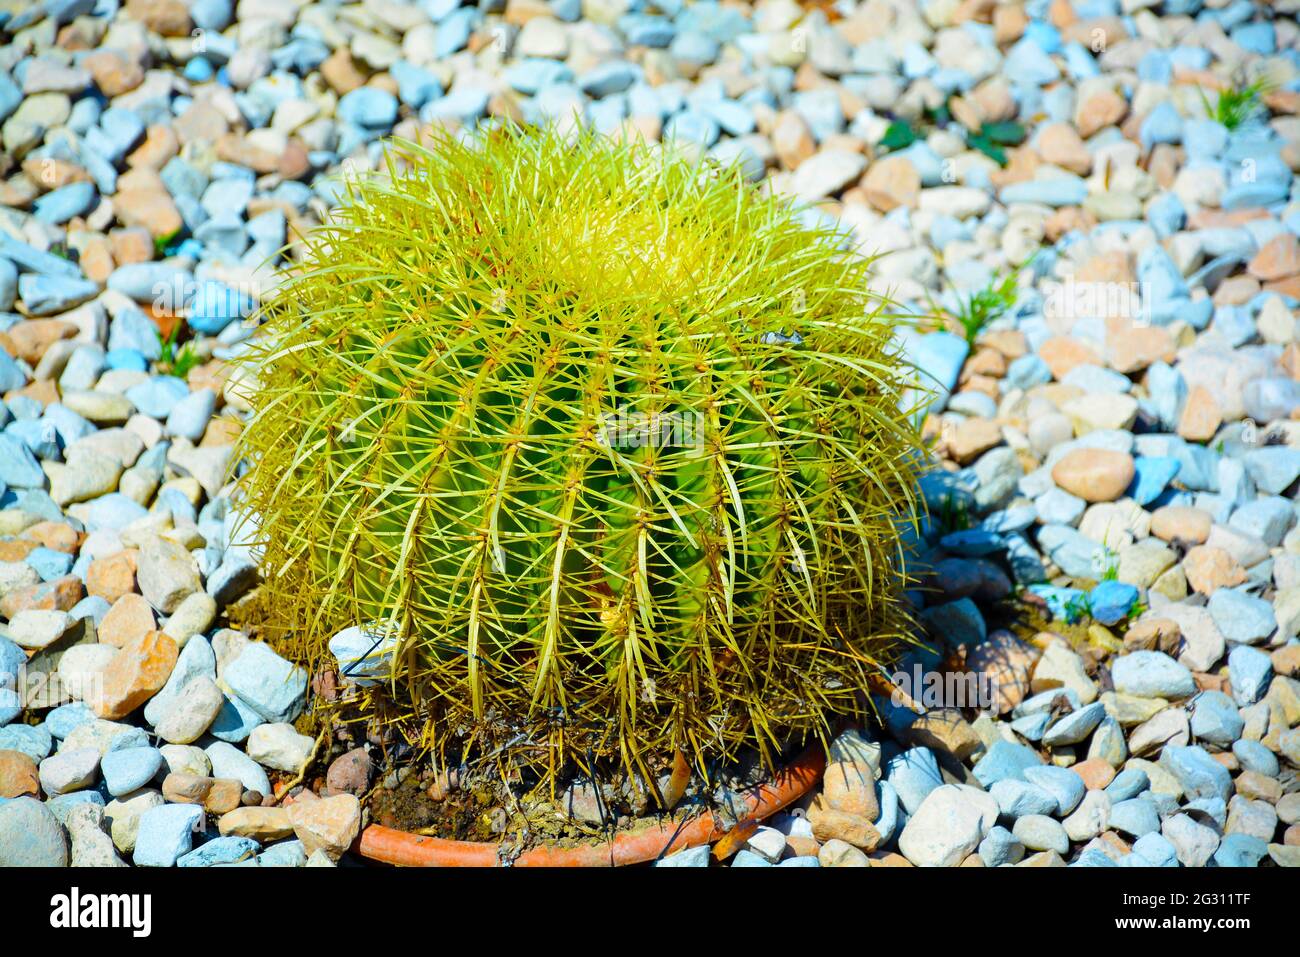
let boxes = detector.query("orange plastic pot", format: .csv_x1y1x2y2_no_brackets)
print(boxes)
356,745,827,867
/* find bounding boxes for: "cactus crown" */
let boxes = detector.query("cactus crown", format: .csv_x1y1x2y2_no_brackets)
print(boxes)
237,128,923,783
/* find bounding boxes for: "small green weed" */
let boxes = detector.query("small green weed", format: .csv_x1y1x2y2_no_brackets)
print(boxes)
156,324,202,379
937,256,1033,348
1201,76,1273,130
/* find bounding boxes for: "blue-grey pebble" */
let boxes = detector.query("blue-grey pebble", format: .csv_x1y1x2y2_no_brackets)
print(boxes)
1022,765,1085,816
100,747,163,798
1110,796,1161,839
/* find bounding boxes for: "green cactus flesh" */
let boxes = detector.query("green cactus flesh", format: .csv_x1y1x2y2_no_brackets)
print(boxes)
236,128,924,779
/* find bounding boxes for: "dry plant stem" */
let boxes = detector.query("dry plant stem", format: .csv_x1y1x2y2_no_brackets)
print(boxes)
275,726,330,804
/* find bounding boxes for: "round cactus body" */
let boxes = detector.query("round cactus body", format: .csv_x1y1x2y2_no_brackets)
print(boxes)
237,128,923,777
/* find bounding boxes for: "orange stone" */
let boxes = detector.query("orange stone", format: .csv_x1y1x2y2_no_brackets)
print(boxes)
1188,207,1269,229
200,417,241,448
1265,89,1300,115
806,805,882,851
99,593,157,649
1038,336,1101,379
947,417,1003,465
215,132,281,175
1038,123,1092,175
1248,233,1300,282
821,760,880,821
1045,207,1096,242
1076,88,1127,139
963,374,1002,400
1051,448,1136,502
162,772,214,804
961,346,1007,380
1149,144,1181,190
786,834,821,858
113,188,182,239
0,750,41,798
287,794,363,860
966,630,1038,714
993,4,1028,43
1071,760,1116,790
4,379,59,409
124,0,192,36
982,329,1027,360
0,540,37,562
22,521,81,554
82,48,145,97
1048,0,1077,27
89,630,178,720
126,124,180,171
1183,546,1247,595
0,320,76,365
1213,276,1260,306
1263,276,1300,299
205,778,244,815
21,158,90,190
1193,671,1230,695
860,154,921,211
868,850,914,867
78,235,115,284
990,145,1041,188
86,550,138,604
320,48,367,95
0,575,84,618
772,111,816,171
1150,506,1212,544
1281,344,1300,380
1077,250,1133,285
1177,386,1222,443
1272,645,1300,678
1107,319,1174,374
109,227,154,266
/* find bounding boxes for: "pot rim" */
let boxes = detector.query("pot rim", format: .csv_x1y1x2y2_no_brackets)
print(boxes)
354,744,827,867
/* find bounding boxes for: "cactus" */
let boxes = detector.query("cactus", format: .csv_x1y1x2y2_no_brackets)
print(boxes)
236,128,924,782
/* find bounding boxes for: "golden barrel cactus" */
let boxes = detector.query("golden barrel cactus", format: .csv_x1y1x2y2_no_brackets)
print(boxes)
236,128,923,783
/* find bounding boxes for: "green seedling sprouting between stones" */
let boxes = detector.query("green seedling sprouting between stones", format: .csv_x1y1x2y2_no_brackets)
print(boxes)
965,121,1027,167
879,103,951,153
1200,76,1274,130
1064,592,1091,624
936,255,1034,348
153,228,182,258
935,493,973,535
156,324,201,379
1097,548,1120,582
878,103,1025,168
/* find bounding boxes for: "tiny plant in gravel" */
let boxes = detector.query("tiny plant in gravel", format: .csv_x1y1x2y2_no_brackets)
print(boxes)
1201,75,1273,130
1063,592,1091,625
935,492,973,534
1097,548,1121,582
153,229,180,258
235,128,927,784
964,121,1027,167
879,104,1025,167
937,256,1031,347
156,324,201,379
